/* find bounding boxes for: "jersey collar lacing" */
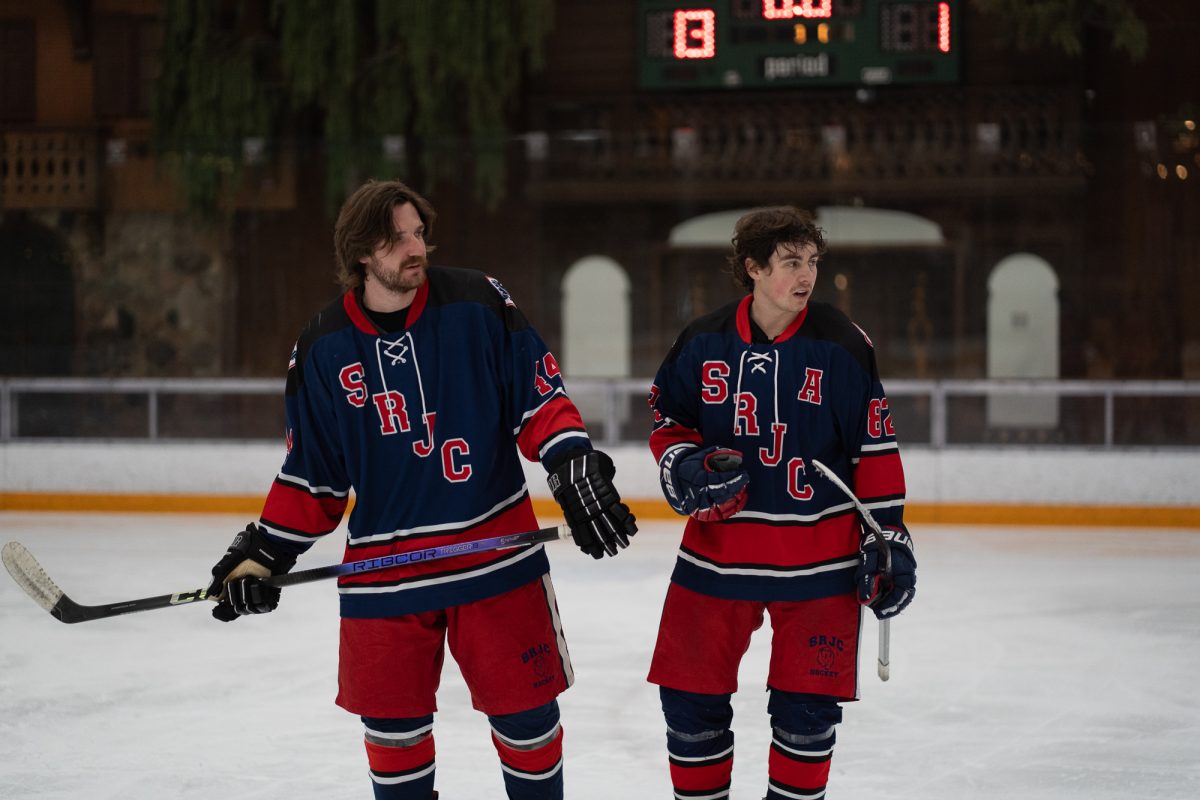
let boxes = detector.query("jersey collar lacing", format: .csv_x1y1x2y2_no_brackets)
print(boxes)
731,295,808,439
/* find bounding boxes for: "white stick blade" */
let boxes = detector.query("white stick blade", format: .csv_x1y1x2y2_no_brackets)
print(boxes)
2,542,66,613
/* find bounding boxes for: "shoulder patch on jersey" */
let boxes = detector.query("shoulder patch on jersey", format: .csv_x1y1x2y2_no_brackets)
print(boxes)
852,322,874,347
486,275,517,308
424,266,530,331
287,341,298,371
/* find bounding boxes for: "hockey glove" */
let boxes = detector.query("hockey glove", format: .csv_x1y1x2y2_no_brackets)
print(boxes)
206,523,298,622
855,527,916,620
659,445,750,522
548,450,638,559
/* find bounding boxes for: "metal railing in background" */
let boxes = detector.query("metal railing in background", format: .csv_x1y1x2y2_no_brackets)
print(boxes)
1,377,1198,449
0,378,282,442
882,379,1200,448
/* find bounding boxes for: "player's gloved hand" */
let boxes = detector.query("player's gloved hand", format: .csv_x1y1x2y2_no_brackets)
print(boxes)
856,527,916,620
659,445,750,522
548,450,638,559
206,523,298,622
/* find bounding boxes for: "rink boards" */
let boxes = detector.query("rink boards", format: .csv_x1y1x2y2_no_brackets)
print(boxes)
1,442,1198,527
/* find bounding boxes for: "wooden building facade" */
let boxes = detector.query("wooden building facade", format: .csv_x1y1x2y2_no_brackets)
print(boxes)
1,0,1197,384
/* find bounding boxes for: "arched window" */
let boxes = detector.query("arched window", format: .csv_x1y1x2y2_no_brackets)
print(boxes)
986,253,1060,429
561,256,631,378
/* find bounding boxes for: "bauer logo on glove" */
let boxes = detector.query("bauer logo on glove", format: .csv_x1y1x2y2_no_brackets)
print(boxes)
659,445,750,522
855,526,916,620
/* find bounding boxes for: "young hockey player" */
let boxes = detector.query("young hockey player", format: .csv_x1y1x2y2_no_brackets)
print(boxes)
646,206,916,799
206,179,637,800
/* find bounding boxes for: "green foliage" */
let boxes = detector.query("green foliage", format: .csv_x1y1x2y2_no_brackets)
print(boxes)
971,0,1148,60
153,0,279,217
154,0,555,216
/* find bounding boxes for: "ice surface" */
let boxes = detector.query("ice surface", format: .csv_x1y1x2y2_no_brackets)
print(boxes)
1,513,1198,799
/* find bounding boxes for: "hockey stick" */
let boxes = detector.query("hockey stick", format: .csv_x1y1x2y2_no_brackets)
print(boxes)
2,525,570,625
809,459,893,682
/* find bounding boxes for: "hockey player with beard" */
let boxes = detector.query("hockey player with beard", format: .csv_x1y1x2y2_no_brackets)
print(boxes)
646,206,916,799
205,179,637,800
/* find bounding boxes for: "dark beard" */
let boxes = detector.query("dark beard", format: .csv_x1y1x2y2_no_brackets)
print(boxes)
367,256,427,294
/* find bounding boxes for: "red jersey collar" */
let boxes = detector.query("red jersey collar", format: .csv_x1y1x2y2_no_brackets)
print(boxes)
735,294,809,344
344,278,430,335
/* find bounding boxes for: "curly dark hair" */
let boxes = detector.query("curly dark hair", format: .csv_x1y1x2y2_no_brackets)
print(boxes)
726,206,827,292
333,180,438,290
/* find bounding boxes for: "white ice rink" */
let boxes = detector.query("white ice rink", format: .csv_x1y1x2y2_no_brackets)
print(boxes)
2,513,1198,799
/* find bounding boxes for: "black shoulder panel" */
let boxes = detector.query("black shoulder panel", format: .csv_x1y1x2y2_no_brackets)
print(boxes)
288,293,352,395
801,301,878,380
425,265,531,332
662,299,742,365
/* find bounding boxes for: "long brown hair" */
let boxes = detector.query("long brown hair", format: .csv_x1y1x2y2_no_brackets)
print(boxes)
726,206,826,292
333,180,438,290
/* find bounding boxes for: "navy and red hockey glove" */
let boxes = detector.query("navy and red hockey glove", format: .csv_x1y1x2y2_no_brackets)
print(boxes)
659,445,750,522
206,524,298,622
548,450,638,559
855,527,916,620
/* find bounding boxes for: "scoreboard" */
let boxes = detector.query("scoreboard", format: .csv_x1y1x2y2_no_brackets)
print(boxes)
639,0,960,89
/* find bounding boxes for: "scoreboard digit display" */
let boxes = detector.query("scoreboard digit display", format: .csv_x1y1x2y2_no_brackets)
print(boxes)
639,0,960,89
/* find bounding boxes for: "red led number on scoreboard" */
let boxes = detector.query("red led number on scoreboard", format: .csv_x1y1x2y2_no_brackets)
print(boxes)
937,2,951,53
763,0,832,19
673,9,716,59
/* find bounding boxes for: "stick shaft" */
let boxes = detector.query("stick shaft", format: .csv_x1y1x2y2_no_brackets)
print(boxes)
878,619,891,681
809,459,893,682
3,525,569,624
268,525,569,588
809,459,892,574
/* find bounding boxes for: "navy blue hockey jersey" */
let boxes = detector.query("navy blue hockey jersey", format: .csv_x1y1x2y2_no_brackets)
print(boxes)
649,296,909,602
258,267,591,618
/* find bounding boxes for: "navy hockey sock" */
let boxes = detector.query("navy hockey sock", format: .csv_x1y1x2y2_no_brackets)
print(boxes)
488,700,564,800
660,687,735,800
361,715,437,799
765,689,842,800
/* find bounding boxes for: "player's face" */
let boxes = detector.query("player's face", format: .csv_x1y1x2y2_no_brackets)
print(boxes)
362,202,428,298
747,240,819,318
